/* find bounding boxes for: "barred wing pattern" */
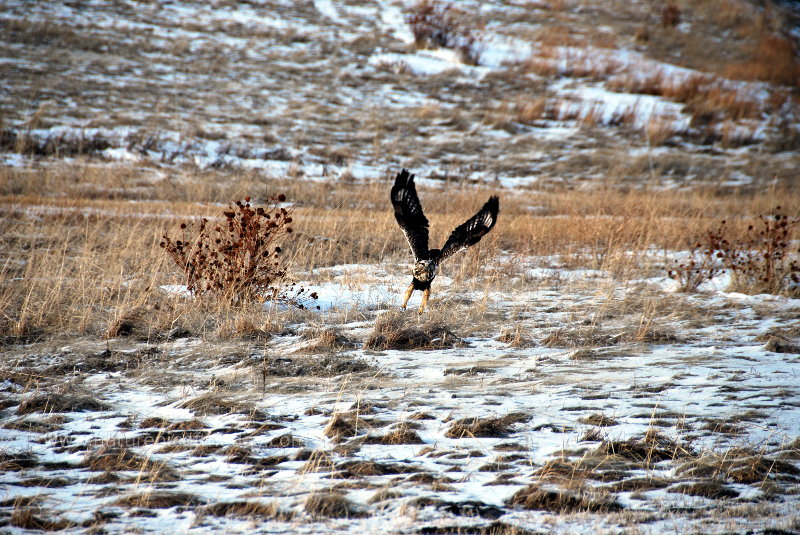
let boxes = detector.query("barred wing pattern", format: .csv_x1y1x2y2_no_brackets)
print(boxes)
391,169,430,261
436,196,499,264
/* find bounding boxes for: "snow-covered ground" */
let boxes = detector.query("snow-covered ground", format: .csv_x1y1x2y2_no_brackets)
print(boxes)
2,261,799,534
1,0,797,188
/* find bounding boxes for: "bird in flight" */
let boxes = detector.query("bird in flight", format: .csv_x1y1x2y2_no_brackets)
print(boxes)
391,169,499,313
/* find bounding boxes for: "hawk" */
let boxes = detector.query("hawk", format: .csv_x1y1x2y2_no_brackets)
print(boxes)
391,169,499,313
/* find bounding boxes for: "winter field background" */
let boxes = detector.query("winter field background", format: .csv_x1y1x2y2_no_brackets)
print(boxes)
1,1,800,533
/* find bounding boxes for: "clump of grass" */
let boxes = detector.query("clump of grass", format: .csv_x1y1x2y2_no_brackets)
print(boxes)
357,423,425,445
670,480,739,499
405,0,483,65
83,441,177,479
112,491,204,509
304,490,367,518
17,392,110,415
445,412,530,439
677,449,800,484
200,500,290,519
507,484,622,513
10,506,75,531
365,311,465,350
161,195,316,307
578,413,618,427
175,392,253,416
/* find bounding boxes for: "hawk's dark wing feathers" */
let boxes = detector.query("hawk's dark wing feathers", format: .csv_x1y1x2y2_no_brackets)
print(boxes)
436,196,499,264
391,169,430,261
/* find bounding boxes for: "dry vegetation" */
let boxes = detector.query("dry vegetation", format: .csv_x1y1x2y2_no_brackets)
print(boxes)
2,162,797,340
2,0,800,533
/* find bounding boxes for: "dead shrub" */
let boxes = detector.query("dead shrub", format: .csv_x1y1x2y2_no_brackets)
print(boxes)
161,195,317,307
405,0,483,65
670,208,800,296
365,311,465,350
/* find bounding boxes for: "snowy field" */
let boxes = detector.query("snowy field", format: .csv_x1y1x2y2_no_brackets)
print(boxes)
2,0,798,188
2,0,800,534
2,265,800,534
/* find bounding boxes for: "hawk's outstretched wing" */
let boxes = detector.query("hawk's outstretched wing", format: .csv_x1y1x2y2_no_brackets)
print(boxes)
436,196,499,264
391,169,430,261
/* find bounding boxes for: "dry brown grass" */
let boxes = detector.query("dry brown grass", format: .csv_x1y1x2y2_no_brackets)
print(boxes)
724,33,800,87
1,162,799,340
304,490,367,518
507,483,621,513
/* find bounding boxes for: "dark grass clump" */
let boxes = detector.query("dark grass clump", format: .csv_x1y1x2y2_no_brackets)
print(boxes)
669,480,739,499
296,328,357,353
261,354,373,377
112,491,204,509
83,442,176,480
175,392,252,416
578,413,619,427
161,195,317,307
10,507,75,532
365,311,465,351
304,490,368,519
0,451,39,471
594,430,692,465
16,392,109,414
336,460,420,477
358,426,425,445
445,412,530,439
507,484,622,513
676,450,800,484
200,500,290,519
